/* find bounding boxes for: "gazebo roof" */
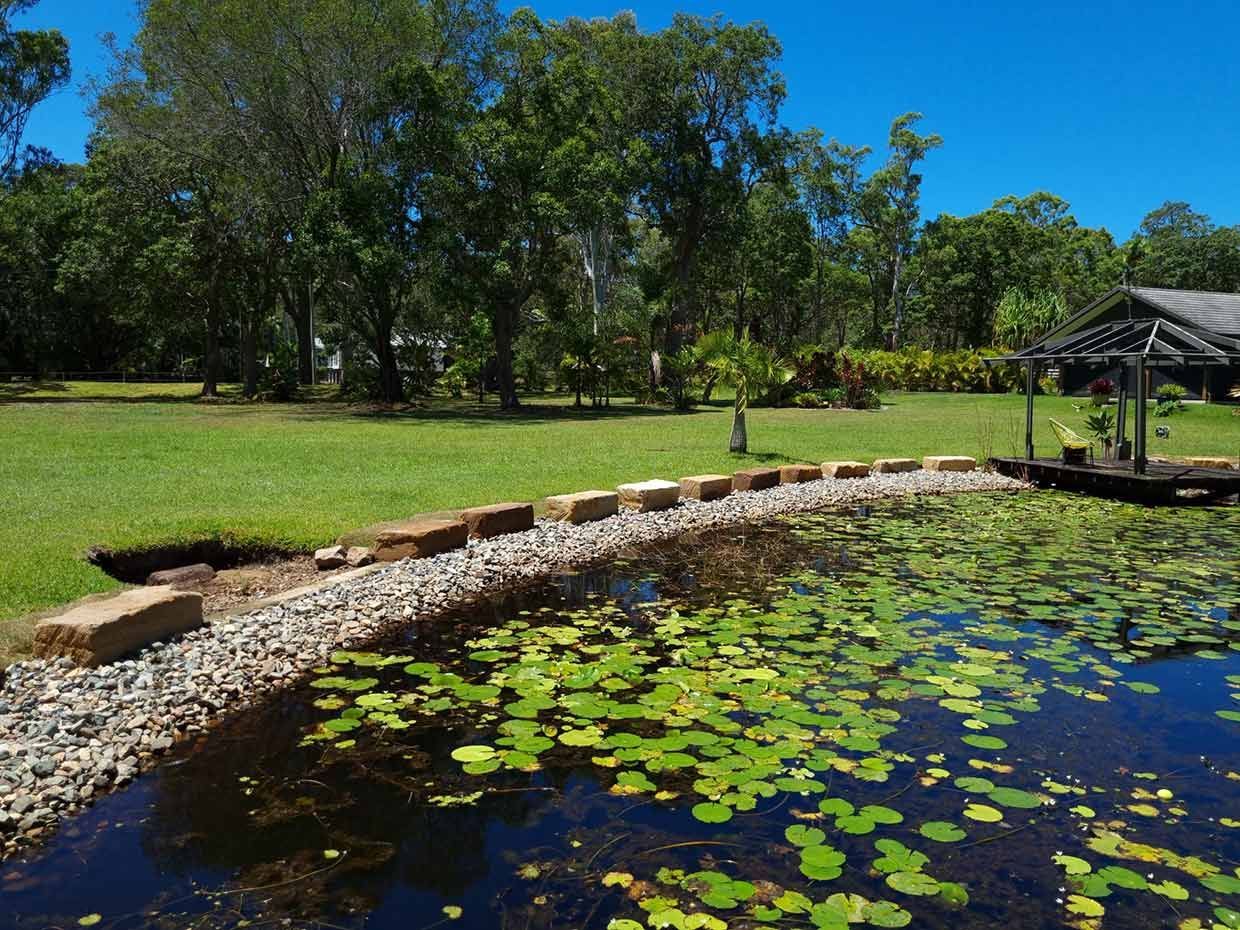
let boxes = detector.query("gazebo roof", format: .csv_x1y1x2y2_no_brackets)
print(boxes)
989,317,1240,368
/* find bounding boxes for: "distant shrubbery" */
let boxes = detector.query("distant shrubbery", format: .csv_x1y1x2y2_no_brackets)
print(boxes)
847,348,1022,394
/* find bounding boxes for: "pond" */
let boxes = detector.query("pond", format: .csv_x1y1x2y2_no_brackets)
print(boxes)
2,492,1239,930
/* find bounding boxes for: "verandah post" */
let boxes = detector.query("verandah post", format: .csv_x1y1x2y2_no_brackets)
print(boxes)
1025,361,1035,460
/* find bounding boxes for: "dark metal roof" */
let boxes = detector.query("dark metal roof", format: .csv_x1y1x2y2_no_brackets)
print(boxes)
1128,287,1240,335
1037,286,1240,346
988,317,1240,368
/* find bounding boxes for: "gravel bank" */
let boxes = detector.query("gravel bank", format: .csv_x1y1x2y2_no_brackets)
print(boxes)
0,469,1026,857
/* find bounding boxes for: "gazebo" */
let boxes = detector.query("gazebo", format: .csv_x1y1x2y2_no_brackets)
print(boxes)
991,316,1240,473
985,314,1240,502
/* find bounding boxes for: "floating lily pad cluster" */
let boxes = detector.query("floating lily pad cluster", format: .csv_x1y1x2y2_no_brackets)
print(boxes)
295,493,1239,930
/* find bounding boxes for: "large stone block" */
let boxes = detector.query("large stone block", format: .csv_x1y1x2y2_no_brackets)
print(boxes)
871,458,918,475
459,502,535,538
780,464,823,484
145,563,215,587
314,546,348,570
33,586,204,667
617,479,681,512
733,467,780,492
923,455,977,473
1184,456,1235,470
679,474,733,501
373,519,468,562
545,490,619,524
821,461,871,479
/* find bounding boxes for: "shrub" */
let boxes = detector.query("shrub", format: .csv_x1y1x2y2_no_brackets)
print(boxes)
1155,383,1187,403
1088,377,1114,396
1038,375,1060,396
258,343,300,402
850,348,1021,394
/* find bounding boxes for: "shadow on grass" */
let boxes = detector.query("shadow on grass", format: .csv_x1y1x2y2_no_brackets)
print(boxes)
283,396,721,426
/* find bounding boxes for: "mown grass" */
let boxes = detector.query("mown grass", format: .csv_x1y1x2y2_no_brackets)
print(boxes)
2,384,1237,664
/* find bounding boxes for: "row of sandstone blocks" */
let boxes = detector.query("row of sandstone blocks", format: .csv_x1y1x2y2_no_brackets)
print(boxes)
32,455,974,666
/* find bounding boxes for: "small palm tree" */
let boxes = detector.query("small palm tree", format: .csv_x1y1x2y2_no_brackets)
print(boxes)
695,329,793,453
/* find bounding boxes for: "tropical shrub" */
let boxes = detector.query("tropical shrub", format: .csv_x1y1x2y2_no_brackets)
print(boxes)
1087,377,1114,397
775,346,880,409
1155,383,1187,403
850,348,1021,394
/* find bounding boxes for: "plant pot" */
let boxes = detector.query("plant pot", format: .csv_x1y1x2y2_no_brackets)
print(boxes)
1090,393,1108,406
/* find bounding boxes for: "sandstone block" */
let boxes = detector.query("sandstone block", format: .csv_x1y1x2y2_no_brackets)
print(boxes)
617,479,681,512
1184,456,1235,470
678,474,733,501
733,467,780,492
314,545,349,570
145,563,215,588
779,464,823,484
345,546,375,567
373,519,468,562
871,458,918,475
33,587,204,667
923,455,977,472
544,490,619,524
821,461,871,479
459,502,535,538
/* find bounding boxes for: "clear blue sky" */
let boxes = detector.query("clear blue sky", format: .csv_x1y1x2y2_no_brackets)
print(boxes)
14,0,1240,240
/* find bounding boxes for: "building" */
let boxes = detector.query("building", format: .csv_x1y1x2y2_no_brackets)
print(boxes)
1049,286,1240,399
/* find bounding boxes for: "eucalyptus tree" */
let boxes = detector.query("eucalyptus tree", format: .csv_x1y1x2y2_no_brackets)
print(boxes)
1131,202,1240,294
549,14,649,340
636,14,786,356
792,129,869,345
852,112,942,348
0,0,69,177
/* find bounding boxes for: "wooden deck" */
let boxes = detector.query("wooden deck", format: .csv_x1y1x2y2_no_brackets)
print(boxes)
991,457,1240,504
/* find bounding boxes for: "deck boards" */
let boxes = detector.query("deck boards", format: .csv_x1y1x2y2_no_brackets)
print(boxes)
990,457,1240,504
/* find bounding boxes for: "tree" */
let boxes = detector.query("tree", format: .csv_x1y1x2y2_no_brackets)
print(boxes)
695,327,791,453
637,14,785,356
0,0,69,177
853,113,942,348
1130,201,1240,293
444,9,593,410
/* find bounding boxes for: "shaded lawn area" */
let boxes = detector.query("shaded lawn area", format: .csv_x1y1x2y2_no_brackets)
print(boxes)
2,385,1238,664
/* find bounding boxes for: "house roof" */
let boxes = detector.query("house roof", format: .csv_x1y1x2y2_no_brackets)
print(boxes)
1040,286,1240,345
991,316,1240,368
1128,287,1240,335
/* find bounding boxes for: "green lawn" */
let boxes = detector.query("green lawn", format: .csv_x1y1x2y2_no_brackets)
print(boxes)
2,384,1237,664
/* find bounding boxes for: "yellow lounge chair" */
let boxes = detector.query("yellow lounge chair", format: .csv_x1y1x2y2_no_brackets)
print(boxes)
1049,418,1093,465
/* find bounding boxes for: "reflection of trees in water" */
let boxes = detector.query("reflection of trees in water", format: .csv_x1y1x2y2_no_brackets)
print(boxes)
141,699,591,920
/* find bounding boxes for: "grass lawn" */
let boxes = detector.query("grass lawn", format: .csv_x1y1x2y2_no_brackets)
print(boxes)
2,383,1238,663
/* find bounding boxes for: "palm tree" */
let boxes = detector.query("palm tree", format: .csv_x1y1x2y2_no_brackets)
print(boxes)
695,329,793,453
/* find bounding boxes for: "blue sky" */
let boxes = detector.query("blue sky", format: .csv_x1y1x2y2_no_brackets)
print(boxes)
14,0,1240,239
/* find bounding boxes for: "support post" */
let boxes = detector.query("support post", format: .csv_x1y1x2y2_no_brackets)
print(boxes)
1025,361,1036,461
1115,363,1129,461
1133,356,1147,475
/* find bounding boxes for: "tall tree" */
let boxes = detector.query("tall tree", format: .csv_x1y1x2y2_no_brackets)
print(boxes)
0,0,68,177
852,112,942,348
637,14,785,357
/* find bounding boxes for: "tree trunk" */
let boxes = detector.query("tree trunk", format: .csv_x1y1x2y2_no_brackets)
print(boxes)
280,284,315,384
729,402,747,454
241,315,260,398
494,302,520,410
201,277,223,398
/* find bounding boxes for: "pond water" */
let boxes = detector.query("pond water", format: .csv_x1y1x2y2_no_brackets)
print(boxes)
3,492,1239,930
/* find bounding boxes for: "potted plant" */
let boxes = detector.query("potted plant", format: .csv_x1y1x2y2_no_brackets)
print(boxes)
1084,408,1116,462
1088,377,1114,406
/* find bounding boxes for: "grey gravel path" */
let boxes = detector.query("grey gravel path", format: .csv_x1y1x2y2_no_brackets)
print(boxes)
0,469,1026,857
